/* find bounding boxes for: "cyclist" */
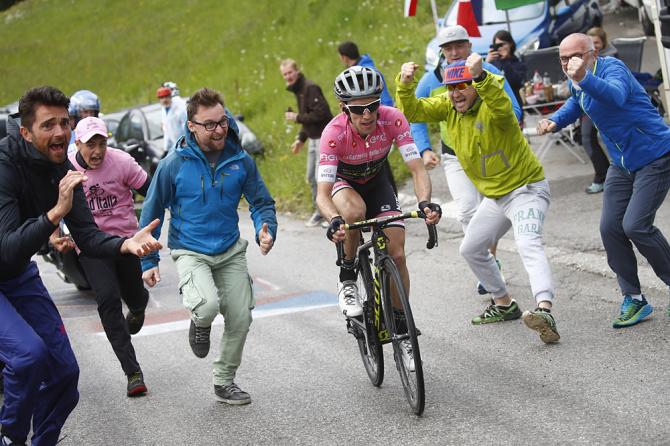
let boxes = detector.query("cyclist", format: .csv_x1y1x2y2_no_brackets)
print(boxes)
67,89,101,154
397,54,560,344
316,66,442,368
159,81,187,154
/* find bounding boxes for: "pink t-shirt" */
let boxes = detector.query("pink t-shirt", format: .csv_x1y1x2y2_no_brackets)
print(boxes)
68,148,148,238
318,105,420,184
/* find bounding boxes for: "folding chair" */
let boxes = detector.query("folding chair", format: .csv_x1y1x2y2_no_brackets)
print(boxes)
520,46,565,84
611,36,646,72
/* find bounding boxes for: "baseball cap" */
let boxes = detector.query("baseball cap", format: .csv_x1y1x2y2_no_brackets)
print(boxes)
443,61,473,85
75,117,108,143
436,25,470,47
156,86,172,98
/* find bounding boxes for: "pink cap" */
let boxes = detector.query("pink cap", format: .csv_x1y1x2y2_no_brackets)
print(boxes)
75,117,108,143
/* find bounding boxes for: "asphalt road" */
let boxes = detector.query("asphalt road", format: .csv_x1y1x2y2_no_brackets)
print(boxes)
4,5,670,446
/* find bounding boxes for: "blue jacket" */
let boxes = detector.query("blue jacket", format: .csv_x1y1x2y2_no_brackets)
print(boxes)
411,61,522,153
551,56,670,172
358,54,394,107
139,112,277,271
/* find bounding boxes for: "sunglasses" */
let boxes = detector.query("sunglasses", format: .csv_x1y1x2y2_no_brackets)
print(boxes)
345,99,381,115
446,81,472,92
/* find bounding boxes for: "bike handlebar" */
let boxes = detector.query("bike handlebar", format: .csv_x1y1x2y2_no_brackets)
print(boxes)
335,210,438,266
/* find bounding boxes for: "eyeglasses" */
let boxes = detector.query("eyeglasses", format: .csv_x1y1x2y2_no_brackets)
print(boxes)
191,117,229,131
559,49,593,64
446,81,472,92
345,99,381,115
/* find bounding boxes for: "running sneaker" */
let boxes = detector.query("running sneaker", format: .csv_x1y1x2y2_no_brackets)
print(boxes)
305,212,324,228
399,339,415,372
127,371,148,397
471,299,521,324
188,320,211,358
126,309,145,335
214,383,251,405
338,280,362,317
585,182,604,194
477,259,504,295
613,295,653,328
522,308,560,343
1,435,26,446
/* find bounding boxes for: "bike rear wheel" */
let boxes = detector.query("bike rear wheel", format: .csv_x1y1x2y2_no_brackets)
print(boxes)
355,250,384,387
380,257,425,415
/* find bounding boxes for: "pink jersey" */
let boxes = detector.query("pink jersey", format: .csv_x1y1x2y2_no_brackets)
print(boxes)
68,148,148,238
318,106,420,184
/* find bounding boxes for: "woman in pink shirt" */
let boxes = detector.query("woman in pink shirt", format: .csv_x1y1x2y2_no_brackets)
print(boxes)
63,117,152,397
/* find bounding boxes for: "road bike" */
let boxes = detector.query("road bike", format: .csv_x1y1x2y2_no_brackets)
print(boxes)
335,211,437,415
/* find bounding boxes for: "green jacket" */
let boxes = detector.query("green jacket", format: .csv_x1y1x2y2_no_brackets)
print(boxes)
396,71,544,199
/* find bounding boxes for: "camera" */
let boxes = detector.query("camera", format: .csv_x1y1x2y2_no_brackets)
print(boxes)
490,43,503,51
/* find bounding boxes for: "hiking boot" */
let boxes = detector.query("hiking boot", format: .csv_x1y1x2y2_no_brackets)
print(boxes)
305,212,324,228
522,308,560,343
613,295,653,328
471,299,521,324
214,383,251,405
189,320,211,358
585,182,604,194
126,310,145,335
477,259,504,295
399,339,415,372
338,280,362,318
127,371,147,397
1,434,26,446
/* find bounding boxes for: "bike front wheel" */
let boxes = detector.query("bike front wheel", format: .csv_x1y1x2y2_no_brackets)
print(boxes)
380,257,425,415
356,250,384,387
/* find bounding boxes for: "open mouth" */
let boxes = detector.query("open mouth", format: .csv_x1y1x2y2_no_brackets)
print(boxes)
49,142,66,153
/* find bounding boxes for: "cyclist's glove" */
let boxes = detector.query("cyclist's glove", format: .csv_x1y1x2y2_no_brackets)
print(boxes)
326,215,345,241
418,201,442,217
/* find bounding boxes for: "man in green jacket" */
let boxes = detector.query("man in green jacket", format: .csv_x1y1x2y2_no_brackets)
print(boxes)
396,53,560,344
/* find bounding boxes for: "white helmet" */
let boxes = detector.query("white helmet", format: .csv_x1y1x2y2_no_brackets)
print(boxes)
162,81,180,97
333,66,383,102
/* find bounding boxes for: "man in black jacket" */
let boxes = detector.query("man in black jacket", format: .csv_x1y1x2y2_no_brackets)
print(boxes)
0,86,161,446
280,59,333,227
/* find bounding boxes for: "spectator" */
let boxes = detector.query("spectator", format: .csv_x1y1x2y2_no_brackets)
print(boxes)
337,40,394,106
0,86,160,446
486,29,527,118
67,89,101,154
397,55,560,344
158,81,187,154
580,27,617,194
140,87,277,405
280,59,333,228
67,117,153,397
538,33,670,328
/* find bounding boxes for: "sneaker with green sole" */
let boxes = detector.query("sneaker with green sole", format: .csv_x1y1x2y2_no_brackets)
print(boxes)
613,295,653,328
522,308,560,343
471,299,522,325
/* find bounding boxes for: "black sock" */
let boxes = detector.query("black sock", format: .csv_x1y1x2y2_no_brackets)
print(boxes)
393,308,407,333
339,259,356,282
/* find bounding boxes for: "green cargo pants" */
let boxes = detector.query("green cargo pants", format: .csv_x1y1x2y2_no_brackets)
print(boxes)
171,238,255,385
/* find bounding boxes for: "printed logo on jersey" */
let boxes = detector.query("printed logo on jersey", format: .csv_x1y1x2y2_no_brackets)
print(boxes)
396,130,411,142
329,140,336,148
381,204,391,212
320,153,338,162
85,183,118,214
395,119,402,127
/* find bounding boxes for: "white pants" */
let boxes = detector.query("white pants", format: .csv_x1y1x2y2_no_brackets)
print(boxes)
442,153,481,233
459,180,555,304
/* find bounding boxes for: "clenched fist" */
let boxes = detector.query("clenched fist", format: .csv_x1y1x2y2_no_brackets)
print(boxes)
536,119,557,136
400,62,420,84
565,56,586,83
465,52,483,79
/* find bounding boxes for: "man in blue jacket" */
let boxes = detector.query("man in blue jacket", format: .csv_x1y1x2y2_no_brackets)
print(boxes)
538,33,670,328
139,87,277,405
338,40,394,107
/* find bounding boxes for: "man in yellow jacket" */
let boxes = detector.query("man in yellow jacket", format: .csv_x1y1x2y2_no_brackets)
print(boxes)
396,53,559,344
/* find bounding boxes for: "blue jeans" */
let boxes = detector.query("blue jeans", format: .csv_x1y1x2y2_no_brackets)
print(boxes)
600,153,670,295
0,262,79,445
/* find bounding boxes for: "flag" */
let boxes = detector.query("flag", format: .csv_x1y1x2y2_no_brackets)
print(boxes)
404,0,418,17
495,0,543,9
456,0,481,37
